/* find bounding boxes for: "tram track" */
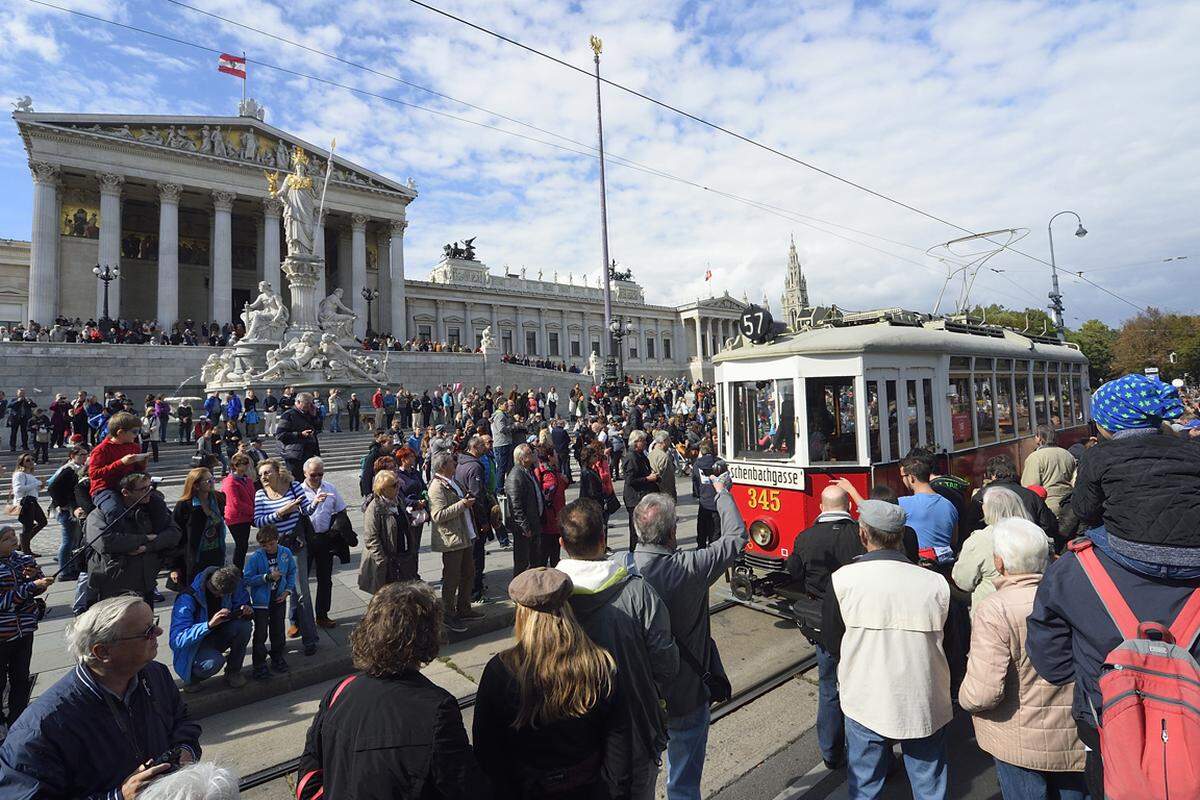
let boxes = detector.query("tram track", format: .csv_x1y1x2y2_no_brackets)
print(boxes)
238,597,811,792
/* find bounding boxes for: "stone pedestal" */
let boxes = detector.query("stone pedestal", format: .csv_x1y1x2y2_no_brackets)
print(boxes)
283,254,323,338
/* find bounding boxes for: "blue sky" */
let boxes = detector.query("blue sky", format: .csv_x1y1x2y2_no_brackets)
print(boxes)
1,0,1197,325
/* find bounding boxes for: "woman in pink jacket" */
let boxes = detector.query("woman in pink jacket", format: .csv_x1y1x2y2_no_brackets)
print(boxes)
221,452,257,570
959,517,1086,800
534,446,567,568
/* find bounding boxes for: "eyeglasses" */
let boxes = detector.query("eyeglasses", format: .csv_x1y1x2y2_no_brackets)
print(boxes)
113,616,161,642
309,471,324,477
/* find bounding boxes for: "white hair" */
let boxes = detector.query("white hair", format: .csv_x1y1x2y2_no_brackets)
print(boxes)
431,451,456,475
628,430,648,446
652,430,671,446
303,456,325,472
67,595,147,666
139,763,240,800
981,486,1031,527
992,518,1051,575
633,493,677,546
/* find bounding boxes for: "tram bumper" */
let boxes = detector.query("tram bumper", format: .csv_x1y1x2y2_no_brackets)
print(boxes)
729,552,790,601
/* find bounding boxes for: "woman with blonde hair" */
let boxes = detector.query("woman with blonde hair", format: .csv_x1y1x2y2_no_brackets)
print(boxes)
953,486,1038,612
9,452,46,556
473,567,624,799
358,470,413,593
173,467,227,585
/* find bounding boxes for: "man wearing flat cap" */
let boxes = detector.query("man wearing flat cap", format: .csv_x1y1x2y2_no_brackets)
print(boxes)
822,499,952,800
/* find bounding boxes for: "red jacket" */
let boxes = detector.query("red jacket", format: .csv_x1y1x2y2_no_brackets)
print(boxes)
535,464,567,536
371,389,384,409
220,473,256,525
88,437,142,495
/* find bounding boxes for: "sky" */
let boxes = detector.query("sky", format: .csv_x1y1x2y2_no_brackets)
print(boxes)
1,0,1197,327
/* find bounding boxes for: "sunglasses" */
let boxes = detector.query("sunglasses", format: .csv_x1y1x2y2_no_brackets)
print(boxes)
309,471,324,477
113,616,161,642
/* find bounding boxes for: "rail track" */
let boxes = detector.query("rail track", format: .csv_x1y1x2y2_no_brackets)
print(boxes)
238,596,814,792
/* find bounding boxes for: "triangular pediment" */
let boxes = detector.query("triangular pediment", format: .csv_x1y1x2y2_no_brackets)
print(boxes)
16,113,415,199
698,296,747,312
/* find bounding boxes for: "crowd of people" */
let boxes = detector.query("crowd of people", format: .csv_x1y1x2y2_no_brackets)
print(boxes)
0,370,1195,800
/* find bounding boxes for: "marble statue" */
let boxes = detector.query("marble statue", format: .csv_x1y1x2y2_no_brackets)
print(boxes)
318,288,356,339
241,128,257,161
568,272,573,285
275,140,291,171
269,146,315,257
211,126,230,158
113,124,135,139
198,125,212,154
240,281,289,341
317,333,386,382
166,126,195,151
136,127,164,145
537,270,543,281
256,332,320,380
479,325,495,353
13,96,33,113
520,267,526,280
201,352,232,384
587,351,599,378
406,177,418,191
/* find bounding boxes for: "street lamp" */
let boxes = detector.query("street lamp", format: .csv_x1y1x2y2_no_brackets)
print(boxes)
92,263,120,328
360,287,380,335
1047,211,1087,342
608,314,634,391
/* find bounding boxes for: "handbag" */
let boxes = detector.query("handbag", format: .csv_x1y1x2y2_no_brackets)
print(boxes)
677,637,732,704
603,492,620,517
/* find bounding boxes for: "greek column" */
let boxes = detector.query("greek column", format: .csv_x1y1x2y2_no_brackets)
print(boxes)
464,301,474,349
694,316,704,360
376,230,390,336
27,162,60,325
313,210,327,298
537,307,545,356
96,173,124,321
262,197,283,294
490,304,499,352
388,219,407,341
351,214,368,338
156,183,182,331
211,190,235,326
434,299,444,343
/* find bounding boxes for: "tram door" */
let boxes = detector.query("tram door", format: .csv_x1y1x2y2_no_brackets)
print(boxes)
863,368,935,463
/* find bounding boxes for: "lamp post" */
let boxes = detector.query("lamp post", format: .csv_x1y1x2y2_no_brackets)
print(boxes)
92,263,120,329
591,35,616,384
1046,211,1087,342
360,287,379,335
608,314,633,392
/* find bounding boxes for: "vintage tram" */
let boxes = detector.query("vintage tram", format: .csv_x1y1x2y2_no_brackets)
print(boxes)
712,308,1091,601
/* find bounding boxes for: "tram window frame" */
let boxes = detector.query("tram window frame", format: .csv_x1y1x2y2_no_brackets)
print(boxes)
922,378,936,448
867,380,882,462
806,376,860,465
1071,372,1085,424
949,372,974,450
973,371,998,446
885,380,900,461
996,369,1016,440
1056,364,1071,429
1014,368,1031,438
1033,361,1048,426
731,378,795,461
906,379,920,449
1048,363,1064,428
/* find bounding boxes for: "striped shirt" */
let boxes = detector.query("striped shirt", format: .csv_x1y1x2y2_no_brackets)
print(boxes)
253,481,315,541
0,552,44,641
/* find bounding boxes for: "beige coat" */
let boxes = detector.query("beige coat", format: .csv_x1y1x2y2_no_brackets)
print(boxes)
959,573,1086,772
648,448,676,499
1020,446,1076,515
428,475,473,552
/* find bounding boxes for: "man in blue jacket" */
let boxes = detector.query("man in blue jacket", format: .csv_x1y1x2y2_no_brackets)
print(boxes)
168,564,252,689
0,595,202,799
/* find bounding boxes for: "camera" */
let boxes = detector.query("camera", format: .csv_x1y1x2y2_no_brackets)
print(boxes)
147,746,184,773
699,459,727,478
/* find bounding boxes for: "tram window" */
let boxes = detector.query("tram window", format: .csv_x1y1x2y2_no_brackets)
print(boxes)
1033,373,1049,427
975,357,994,371
1015,360,1030,372
950,356,971,370
1015,373,1030,437
1071,374,1085,424
950,374,973,449
922,378,935,447
867,381,882,462
885,380,900,461
732,379,794,460
997,373,1015,439
974,375,998,445
806,377,859,464
1057,369,1071,428
997,359,1012,371
906,380,920,448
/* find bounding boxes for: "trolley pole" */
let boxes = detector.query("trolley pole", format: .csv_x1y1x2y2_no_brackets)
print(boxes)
591,35,616,385
1046,210,1087,342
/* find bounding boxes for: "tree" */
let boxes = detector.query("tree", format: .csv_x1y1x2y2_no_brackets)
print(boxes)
1067,320,1117,385
964,304,1056,334
1111,308,1200,381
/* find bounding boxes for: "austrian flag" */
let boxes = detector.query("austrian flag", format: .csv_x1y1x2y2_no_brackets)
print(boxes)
217,53,246,80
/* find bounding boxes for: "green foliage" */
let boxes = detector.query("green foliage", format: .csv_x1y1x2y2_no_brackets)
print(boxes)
1067,320,1118,385
1110,308,1200,382
964,305,1056,334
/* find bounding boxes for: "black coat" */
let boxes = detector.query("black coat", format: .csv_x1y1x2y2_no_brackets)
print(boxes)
360,442,383,498
297,670,487,800
276,407,321,465
504,466,543,538
620,449,657,510
961,480,1060,544
1072,433,1200,553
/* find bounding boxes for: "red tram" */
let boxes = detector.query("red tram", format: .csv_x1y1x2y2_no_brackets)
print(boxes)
712,309,1091,601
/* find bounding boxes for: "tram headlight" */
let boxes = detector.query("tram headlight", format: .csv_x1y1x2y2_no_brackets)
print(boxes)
749,519,776,549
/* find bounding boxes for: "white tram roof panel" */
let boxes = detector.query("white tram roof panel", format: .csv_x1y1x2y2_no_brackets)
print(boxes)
713,315,1088,365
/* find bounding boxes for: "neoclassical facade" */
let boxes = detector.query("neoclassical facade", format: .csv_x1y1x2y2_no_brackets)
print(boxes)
11,104,758,377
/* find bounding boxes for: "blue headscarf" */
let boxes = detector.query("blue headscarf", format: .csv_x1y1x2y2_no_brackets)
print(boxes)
1090,373,1184,432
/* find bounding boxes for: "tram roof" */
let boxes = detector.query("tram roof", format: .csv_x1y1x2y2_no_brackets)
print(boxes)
713,317,1088,365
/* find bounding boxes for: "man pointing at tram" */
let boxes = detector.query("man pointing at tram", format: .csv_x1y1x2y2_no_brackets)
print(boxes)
631,473,748,800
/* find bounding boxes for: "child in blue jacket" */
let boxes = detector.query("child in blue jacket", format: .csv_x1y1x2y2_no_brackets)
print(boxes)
243,524,297,680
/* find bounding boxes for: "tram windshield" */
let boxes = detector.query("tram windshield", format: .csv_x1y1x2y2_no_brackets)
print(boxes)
732,379,794,460
806,376,860,464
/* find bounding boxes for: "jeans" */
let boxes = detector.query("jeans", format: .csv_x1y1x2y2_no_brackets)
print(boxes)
844,716,948,800
441,547,474,618
0,634,34,725
9,419,28,451
665,703,710,800
815,644,845,763
288,546,320,646
190,618,251,682
329,412,342,432
57,509,83,580
494,444,514,481
993,759,1088,800
93,488,122,520
252,602,287,667
308,533,336,620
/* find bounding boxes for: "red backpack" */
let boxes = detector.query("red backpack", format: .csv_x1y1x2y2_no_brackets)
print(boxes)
1069,538,1200,800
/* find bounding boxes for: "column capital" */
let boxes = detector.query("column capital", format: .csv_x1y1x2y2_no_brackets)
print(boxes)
351,213,369,231
390,218,408,236
97,173,125,194
158,182,182,204
262,196,283,217
29,161,60,186
212,189,236,211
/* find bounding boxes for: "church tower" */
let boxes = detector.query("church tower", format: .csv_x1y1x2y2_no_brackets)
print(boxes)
780,234,809,329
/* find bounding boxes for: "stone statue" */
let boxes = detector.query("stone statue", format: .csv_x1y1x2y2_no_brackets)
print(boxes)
318,288,356,339
406,177,418,191
479,325,495,353
13,96,33,113
268,146,316,257
275,140,291,171
198,125,212,154
201,352,232,384
520,267,527,280
462,237,476,261
136,127,164,145
240,281,289,341
537,270,543,281
316,333,385,382
112,125,135,139
241,128,257,161
568,272,573,285
256,332,320,380
587,351,599,378
239,97,265,120
166,126,195,151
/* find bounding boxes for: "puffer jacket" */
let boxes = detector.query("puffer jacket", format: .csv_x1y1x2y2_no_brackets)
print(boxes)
959,573,1086,772
952,526,1002,613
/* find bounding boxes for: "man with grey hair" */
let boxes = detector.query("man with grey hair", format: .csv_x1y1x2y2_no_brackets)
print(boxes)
455,435,493,602
300,456,347,629
0,596,202,798
647,431,677,500
632,474,747,800
275,392,320,480
140,763,239,800
824,499,951,800
87,471,181,606
504,443,544,574
1021,424,1077,517
429,450,481,631
621,430,660,552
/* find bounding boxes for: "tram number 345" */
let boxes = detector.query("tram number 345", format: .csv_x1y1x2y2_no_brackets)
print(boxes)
745,487,782,512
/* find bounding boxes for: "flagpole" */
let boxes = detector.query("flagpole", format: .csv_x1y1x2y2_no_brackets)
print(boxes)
241,51,247,107
591,35,614,385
